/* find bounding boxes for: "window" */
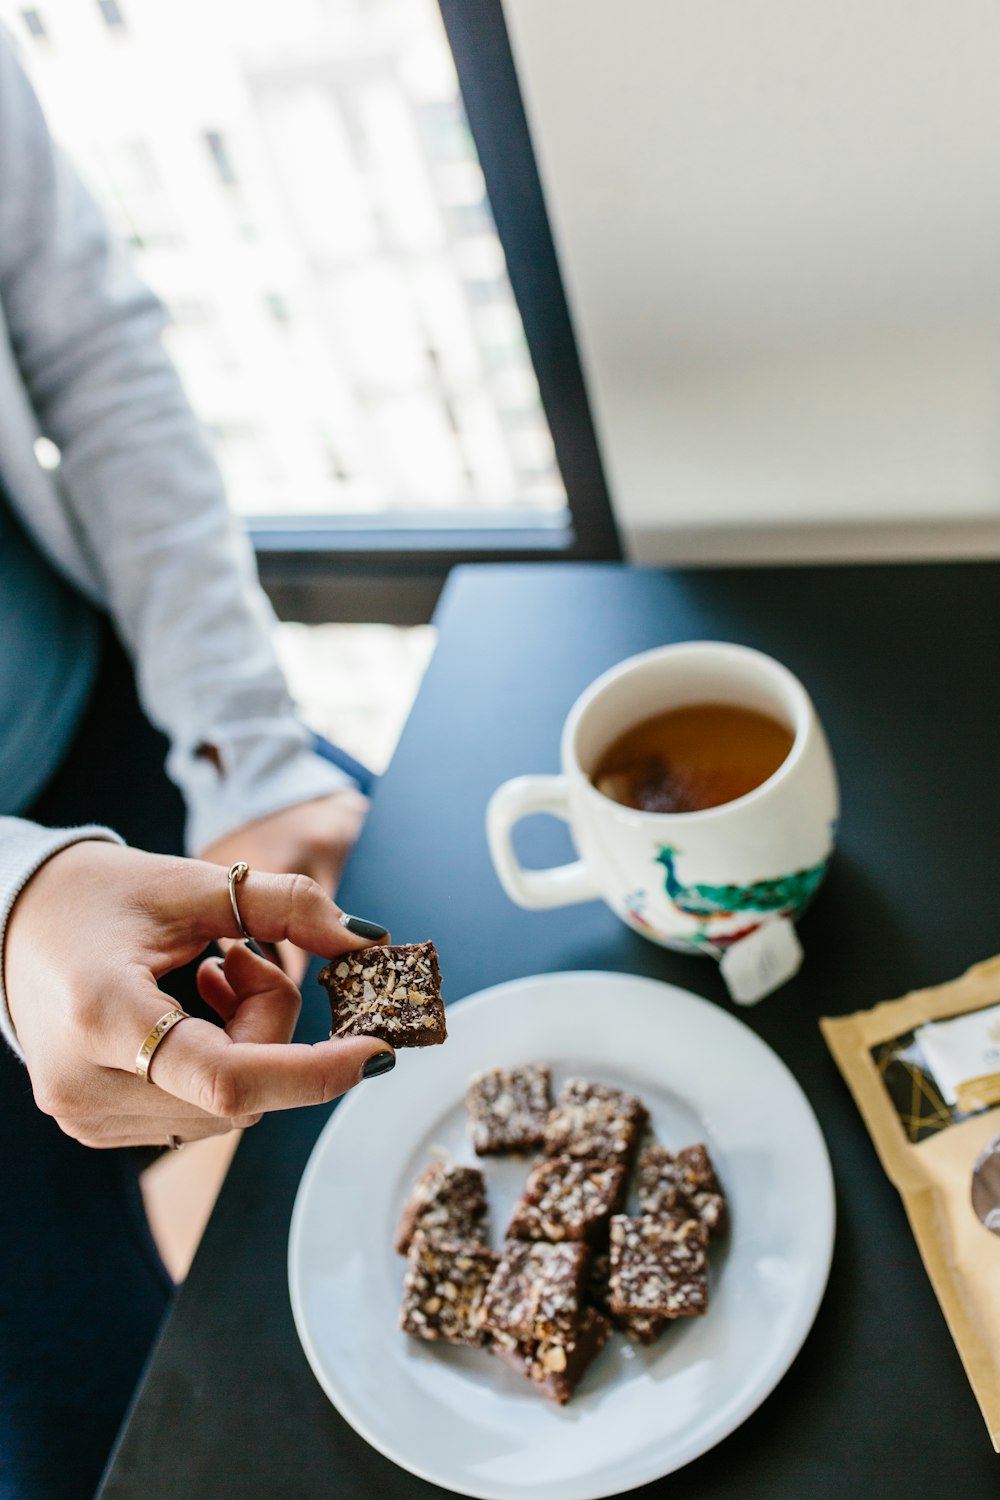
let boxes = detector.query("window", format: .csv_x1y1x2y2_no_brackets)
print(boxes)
202,129,238,188
20,7,45,39
96,139,181,250
0,0,618,617
96,0,125,29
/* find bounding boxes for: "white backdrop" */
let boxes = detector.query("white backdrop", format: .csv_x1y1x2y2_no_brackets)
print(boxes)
503,0,1000,562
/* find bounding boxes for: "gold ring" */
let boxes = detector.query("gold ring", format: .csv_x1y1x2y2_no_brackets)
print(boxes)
135,1009,191,1082
228,861,251,938
167,1134,184,1151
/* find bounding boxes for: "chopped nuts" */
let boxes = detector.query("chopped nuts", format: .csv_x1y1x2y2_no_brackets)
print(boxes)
394,1162,488,1256
608,1214,709,1319
400,1235,498,1347
466,1064,552,1155
637,1144,727,1235
543,1079,647,1164
507,1156,625,1243
399,1068,716,1401
318,941,447,1049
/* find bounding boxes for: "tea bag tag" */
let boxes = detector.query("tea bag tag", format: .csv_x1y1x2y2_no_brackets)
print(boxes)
720,916,803,1005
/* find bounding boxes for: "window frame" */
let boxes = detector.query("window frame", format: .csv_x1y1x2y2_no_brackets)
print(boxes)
254,0,620,623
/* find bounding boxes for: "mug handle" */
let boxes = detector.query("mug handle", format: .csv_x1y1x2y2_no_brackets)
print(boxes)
486,775,601,909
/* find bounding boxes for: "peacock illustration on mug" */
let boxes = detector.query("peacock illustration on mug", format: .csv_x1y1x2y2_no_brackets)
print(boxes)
654,844,829,924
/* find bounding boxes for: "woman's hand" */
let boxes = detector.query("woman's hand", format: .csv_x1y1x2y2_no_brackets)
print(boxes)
198,789,370,981
4,840,392,1149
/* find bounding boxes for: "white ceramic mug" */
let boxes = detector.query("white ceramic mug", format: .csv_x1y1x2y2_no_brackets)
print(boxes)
486,642,839,958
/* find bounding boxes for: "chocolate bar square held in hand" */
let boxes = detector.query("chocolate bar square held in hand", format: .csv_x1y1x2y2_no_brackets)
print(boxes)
399,1234,498,1347
609,1214,709,1319
466,1064,552,1155
544,1078,648,1163
319,941,446,1048
637,1144,728,1236
395,1162,488,1256
507,1156,625,1244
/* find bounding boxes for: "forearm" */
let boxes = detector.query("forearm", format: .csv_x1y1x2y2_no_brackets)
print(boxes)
0,37,353,852
0,817,123,1056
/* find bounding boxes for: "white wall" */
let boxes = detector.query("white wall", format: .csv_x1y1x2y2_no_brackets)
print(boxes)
503,0,1000,562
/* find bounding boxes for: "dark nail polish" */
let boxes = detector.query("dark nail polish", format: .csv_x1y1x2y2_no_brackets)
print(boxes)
361,1050,396,1080
244,938,266,959
341,914,389,942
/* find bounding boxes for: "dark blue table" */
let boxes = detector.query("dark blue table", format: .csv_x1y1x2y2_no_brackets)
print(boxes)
99,561,1000,1498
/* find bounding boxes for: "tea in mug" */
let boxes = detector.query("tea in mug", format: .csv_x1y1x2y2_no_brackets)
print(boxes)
592,703,794,814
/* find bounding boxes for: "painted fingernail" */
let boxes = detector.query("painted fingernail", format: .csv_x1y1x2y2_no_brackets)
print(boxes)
361,1050,396,1080
244,938,266,959
340,914,389,941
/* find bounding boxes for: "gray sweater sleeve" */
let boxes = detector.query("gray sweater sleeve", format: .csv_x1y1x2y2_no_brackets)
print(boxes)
0,818,124,1059
0,35,352,855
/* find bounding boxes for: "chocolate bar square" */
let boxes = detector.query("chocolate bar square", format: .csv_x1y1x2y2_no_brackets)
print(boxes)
400,1234,498,1347
637,1144,727,1235
395,1162,488,1256
620,1313,666,1345
587,1250,666,1345
609,1213,709,1319
466,1064,552,1155
490,1307,612,1404
481,1239,589,1344
507,1156,625,1244
319,941,446,1048
543,1078,648,1163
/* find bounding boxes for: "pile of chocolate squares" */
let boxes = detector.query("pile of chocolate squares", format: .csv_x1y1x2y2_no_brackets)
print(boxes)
397,1065,727,1404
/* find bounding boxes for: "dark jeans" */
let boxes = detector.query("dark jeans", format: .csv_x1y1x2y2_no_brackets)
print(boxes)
0,626,372,1500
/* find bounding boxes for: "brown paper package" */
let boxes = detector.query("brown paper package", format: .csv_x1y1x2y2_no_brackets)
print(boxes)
822,955,1000,1451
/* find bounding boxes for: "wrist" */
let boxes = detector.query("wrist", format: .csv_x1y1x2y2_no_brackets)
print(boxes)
0,825,124,1055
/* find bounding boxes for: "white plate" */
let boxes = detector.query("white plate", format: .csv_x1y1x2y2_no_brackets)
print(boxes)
289,971,835,1500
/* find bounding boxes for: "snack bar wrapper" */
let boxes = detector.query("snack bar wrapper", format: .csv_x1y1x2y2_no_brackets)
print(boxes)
822,955,1000,1449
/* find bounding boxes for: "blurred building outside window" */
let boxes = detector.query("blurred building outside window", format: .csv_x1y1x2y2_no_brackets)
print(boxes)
2,0,565,521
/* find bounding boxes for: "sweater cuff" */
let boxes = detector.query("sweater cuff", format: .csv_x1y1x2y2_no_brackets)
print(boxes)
172,727,357,856
0,820,124,1059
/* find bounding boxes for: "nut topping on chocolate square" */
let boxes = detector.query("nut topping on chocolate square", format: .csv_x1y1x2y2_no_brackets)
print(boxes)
319,940,446,1048
609,1213,709,1319
395,1162,488,1256
638,1144,727,1235
481,1239,590,1345
507,1156,625,1243
400,1234,498,1346
490,1306,612,1404
543,1078,647,1163
587,1249,667,1344
394,1064,727,1405
466,1064,552,1155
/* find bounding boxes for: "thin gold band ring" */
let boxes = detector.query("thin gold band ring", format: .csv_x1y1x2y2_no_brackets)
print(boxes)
135,1009,191,1082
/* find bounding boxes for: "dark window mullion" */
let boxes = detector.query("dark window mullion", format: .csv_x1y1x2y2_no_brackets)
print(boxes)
437,0,621,562
251,0,621,613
